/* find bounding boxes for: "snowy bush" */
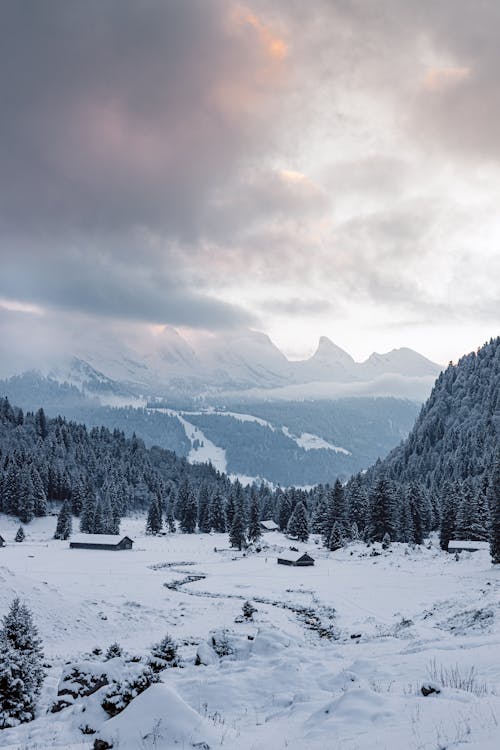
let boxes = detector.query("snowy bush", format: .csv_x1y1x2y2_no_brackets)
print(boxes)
105,642,123,660
148,634,179,673
210,629,234,657
101,664,159,717
242,600,257,620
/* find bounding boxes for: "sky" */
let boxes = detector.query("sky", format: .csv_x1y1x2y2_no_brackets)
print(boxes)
0,0,499,367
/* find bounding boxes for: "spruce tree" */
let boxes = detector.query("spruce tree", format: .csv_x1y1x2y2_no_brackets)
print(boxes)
80,489,97,533
15,526,25,543
209,493,226,533
18,466,35,524
165,501,176,533
54,501,72,540
197,485,212,533
0,598,44,727
286,501,309,542
367,476,396,543
488,455,500,564
229,508,246,550
407,483,425,545
439,480,456,551
179,482,197,533
247,491,262,543
146,497,162,535
328,521,344,551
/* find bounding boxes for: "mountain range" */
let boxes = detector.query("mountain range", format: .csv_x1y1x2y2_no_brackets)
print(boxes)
41,328,441,404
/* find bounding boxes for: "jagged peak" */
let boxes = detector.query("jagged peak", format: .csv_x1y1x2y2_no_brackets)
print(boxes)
311,336,354,363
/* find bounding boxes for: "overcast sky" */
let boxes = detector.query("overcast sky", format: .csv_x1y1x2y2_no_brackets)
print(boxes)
0,0,499,365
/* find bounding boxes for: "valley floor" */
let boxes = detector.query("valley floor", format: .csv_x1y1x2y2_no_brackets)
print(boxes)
0,514,499,749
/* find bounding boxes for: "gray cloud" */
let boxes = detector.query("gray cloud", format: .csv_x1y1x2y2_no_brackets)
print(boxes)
0,0,498,356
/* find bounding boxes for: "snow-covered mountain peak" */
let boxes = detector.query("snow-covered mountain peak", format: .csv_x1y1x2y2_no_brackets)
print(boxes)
311,337,355,365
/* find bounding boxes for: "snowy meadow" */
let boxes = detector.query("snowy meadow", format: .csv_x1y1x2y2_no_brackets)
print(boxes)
0,515,499,749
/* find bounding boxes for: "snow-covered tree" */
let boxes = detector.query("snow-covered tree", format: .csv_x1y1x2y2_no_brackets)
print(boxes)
0,598,44,727
287,501,309,542
209,493,226,533
146,497,162,535
54,500,72,540
367,476,396,543
15,526,25,543
328,521,344,551
247,491,262,543
488,455,500,564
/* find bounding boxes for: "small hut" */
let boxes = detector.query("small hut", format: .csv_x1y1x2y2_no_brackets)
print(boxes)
277,552,315,567
260,519,279,532
0,534,5,547
447,540,489,553
69,534,134,551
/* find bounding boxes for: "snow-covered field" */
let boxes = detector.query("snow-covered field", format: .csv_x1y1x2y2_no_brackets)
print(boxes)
1,514,500,749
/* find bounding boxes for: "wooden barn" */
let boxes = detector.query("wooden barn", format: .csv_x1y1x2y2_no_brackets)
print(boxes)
260,519,279,532
448,540,489,553
277,552,315,567
69,534,134,551
0,534,5,547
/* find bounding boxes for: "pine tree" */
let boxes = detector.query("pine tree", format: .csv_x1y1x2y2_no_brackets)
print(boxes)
149,634,179,672
229,508,246,550
286,501,309,542
488,455,500,564
80,489,96,533
181,485,198,533
18,466,35,524
367,476,396,543
30,467,47,517
406,483,425,545
323,480,347,545
146,497,162,535
209,493,226,533
165,501,176,533
0,598,44,727
278,493,293,532
439,480,456,551
311,492,329,535
15,526,25,543
54,501,72,540
197,485,212,533
328,521,344,551
247,491,262,543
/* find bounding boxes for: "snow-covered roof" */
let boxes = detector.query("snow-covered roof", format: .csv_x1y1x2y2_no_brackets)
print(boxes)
448,540,489,551
260,519,279,530
70,534,133,545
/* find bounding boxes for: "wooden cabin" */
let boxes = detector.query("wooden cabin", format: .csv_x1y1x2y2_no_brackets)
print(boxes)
0,534,5,547
277,552,315,567
260,519,279,532
69,534,134,551
448,540,489,553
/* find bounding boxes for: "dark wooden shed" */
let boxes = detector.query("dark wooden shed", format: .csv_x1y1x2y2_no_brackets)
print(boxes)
0,534,5,547
277,552,315,567
69,534,134,551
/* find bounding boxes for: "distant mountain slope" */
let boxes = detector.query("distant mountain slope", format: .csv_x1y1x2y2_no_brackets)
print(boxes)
0,373,419,486
365,337,500,490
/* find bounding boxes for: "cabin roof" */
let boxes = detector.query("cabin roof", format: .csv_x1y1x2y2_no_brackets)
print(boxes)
297,552,315,562
70,534,133,545
260,519,279,530
448,540,489,551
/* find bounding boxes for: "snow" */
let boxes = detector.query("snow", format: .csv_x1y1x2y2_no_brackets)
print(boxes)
282,426,351,454
175,414,227,473
94,683,219,749
1,514,500,750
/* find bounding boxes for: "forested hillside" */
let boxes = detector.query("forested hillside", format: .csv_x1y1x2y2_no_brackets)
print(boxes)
365,337,499,490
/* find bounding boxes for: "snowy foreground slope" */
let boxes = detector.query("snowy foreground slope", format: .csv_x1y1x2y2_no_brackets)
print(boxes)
0,516,499,749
